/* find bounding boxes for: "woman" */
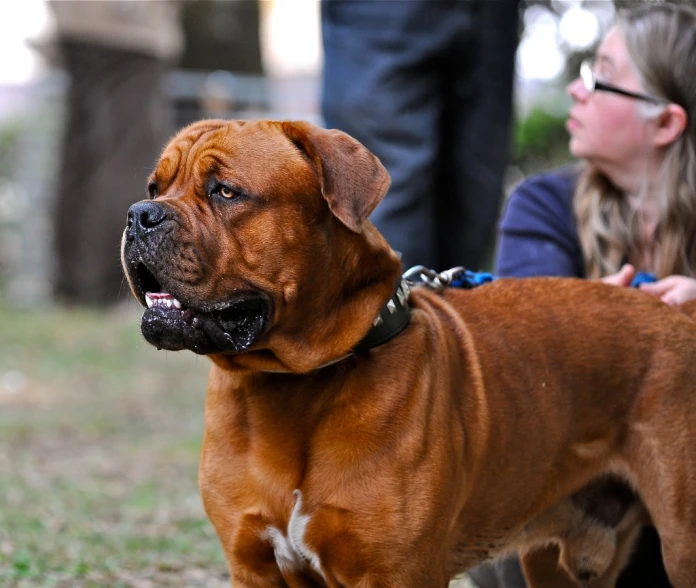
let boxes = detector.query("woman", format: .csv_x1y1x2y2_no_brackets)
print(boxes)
475,3,696,586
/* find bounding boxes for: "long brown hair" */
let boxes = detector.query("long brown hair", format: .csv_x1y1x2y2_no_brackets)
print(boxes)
574,2,696,279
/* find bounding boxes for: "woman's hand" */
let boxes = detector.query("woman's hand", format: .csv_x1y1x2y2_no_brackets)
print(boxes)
601,264,636,287
639,275,696,305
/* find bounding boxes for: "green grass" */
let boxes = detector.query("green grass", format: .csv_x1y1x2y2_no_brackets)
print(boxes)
0,301,482,588
0,301,229,586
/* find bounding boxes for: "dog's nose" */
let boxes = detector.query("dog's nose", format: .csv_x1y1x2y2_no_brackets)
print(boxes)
126,201,167,238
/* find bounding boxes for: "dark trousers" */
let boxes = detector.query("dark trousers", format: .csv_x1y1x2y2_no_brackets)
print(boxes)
53,41,170,305
322,0,519,272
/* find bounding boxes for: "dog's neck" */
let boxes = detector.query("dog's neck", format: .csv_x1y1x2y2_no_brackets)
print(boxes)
211,223,405,374
353,278,411,353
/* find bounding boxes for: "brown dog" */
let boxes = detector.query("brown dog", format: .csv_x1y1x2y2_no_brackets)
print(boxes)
122,119,696,587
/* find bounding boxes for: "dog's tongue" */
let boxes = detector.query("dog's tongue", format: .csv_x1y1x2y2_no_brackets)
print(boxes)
145,291,183,310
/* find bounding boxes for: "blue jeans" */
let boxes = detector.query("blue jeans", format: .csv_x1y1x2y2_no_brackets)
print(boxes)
322,0,519,272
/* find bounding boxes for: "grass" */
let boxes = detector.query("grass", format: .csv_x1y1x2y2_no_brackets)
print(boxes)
0,300,229,587
0,300,480,588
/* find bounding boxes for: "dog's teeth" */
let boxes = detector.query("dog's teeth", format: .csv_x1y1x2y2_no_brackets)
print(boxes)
144,292,183,311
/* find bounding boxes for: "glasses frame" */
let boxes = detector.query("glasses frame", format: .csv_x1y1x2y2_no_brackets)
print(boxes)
580,60,667,104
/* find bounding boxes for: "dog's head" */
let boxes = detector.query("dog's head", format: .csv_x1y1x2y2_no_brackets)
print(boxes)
121,120,401,371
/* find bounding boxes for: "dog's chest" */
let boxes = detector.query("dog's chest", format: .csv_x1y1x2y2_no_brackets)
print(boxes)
264,489,325,580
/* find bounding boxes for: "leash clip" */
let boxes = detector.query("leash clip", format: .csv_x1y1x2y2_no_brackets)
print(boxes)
403,265,466,291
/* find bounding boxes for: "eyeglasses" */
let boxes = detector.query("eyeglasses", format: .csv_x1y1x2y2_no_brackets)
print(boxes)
580,59,666,104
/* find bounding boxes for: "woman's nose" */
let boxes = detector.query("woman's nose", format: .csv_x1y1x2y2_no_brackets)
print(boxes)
567,76,589,102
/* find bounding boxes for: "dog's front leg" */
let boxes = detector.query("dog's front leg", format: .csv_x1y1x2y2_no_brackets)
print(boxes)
211,512,289,588
348,572,449,588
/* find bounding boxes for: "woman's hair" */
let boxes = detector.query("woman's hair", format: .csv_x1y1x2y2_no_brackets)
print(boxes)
574,2,696,279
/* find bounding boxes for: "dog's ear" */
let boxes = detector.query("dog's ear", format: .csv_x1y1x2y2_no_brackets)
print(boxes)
280,121,391,233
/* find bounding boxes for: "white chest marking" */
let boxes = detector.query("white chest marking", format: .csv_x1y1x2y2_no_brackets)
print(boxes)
265,489,325,579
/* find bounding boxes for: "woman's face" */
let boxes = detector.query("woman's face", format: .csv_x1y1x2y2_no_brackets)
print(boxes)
566,27,657,181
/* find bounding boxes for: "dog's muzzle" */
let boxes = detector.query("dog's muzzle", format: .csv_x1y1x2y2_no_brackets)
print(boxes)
122,200,270,355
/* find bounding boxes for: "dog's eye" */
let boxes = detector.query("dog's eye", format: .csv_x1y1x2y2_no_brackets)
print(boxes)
147,182,158,199
212,184,237,199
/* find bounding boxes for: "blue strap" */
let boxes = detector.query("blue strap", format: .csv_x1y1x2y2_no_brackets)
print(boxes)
450,270,496,289
451,269,656,289
630,272,657,288
409,267,655,291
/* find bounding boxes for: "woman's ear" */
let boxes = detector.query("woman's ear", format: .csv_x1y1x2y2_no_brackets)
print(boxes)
653,103,688,148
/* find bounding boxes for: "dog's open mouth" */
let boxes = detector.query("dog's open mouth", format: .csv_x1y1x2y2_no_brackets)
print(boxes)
132,262,268,355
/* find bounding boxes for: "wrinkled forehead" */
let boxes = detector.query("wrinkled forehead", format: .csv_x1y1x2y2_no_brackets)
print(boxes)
154,120,312,195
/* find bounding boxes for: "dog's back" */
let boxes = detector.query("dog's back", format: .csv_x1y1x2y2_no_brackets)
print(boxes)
428,277,696,585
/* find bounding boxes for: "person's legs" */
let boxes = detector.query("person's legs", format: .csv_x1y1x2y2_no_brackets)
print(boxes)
437,0,519,271
53,41,97,302
322,0,457,270
53,42,169,304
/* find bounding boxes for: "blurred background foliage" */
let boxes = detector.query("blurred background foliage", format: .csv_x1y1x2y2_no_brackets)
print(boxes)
513,107,570,172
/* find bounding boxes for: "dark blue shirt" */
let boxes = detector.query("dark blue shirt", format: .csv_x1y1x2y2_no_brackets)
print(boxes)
495,168,584,278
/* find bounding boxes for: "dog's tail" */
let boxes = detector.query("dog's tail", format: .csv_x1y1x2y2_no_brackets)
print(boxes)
676,299,696,321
